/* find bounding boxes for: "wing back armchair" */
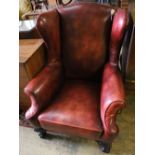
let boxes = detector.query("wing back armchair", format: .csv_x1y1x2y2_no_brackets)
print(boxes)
24,2,127,153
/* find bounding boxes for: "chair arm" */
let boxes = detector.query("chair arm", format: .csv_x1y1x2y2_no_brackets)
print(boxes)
100,63,125,142
24,61,62,120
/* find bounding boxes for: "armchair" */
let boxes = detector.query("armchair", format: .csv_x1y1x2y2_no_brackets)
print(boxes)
24,2,127,153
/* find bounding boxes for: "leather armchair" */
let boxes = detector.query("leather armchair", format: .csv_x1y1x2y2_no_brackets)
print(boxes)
24,2,127,153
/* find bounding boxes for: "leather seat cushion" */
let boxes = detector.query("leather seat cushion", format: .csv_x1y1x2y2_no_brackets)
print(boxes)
38,80,103,139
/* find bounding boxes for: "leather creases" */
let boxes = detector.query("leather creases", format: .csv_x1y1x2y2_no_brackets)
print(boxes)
102,101,125,142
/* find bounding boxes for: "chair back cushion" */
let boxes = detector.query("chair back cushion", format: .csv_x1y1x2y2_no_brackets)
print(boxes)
58,3,113,78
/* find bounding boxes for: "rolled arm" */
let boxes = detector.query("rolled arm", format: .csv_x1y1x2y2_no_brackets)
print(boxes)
100,63,125,142
24,61,62,120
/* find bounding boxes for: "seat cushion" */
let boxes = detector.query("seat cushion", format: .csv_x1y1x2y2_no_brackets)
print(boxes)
38,80,103,139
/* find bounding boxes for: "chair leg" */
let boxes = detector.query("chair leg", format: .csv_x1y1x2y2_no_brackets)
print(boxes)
96,141,111,153
34,127,47,139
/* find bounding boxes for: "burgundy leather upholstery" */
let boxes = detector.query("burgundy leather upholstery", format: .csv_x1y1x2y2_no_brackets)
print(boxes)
58,3,112,78
24,2,127,144
36,9,61,63
100,63,125,142
24,61,62,120
38,80,102,139
110,9,128,66
100,9,127,142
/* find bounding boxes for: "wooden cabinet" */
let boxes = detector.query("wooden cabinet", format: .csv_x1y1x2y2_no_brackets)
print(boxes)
19,39,46,112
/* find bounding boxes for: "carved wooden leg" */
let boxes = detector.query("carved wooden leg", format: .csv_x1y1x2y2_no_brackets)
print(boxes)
96,141,111,153
34,127,47,139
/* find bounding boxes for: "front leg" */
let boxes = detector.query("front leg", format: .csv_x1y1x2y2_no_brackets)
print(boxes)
34,127,47,139
96,141,111,153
